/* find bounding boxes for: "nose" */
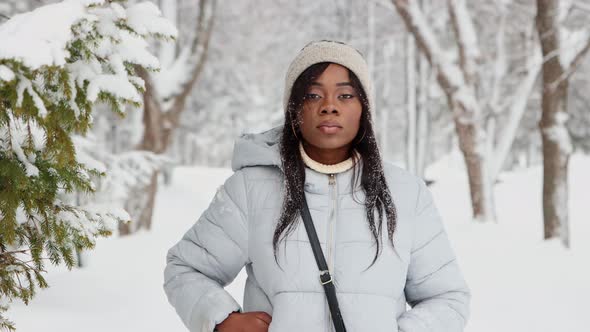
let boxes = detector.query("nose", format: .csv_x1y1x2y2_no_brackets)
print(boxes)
320,95,339,115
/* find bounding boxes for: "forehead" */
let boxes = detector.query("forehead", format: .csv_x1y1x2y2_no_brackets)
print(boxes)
314,63,350,83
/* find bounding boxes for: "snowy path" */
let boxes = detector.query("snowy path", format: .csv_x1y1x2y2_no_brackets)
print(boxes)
10,155,590,332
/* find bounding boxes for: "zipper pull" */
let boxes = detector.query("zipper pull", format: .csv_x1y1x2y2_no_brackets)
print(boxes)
328,173,335,185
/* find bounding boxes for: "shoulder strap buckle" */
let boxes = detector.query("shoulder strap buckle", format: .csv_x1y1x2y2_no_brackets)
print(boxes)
319,270,333,285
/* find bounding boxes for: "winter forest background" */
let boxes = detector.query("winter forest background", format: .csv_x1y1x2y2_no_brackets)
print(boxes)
1,0,589,331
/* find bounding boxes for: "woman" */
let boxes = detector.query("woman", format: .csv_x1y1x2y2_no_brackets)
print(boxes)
163,40,471,332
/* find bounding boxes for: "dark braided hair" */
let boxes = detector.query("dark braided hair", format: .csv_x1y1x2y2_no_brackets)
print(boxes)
273,62,398,270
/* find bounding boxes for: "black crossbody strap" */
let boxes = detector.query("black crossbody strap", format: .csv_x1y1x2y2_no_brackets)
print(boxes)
301,196,347,332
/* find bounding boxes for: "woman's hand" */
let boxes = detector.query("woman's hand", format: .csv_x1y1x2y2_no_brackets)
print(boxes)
215,311,272,332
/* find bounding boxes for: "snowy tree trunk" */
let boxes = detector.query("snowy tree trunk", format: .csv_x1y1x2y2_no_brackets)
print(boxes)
367,0,380,146
138,170,159,230
137,68,166,154
404,34,430,178
535,0,590,246
393,0,493,221
407,0,431,179
490,19,542,179
124,0,216,234
382,39,395,161
535,0,571,247
120,70,164,234
405,34,417,173
415,52,429,178
447,0,495,221
454,120,488,219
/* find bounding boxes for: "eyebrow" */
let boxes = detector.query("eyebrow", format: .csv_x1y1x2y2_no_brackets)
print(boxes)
310,82,353,87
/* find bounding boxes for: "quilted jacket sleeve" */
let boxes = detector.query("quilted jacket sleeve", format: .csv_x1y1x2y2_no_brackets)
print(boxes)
163,171,249,332
397,178,471,332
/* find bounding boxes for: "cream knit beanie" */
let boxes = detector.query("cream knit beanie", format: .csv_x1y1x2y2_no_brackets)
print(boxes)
283,40,373,113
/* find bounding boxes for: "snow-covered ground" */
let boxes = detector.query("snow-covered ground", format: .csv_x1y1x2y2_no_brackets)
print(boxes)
10,153,590,332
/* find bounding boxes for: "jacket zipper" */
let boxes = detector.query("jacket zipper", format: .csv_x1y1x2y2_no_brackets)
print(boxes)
326,173,337,331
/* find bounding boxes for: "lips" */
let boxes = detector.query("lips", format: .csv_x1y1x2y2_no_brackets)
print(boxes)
317,121,342,129
317,121,342,134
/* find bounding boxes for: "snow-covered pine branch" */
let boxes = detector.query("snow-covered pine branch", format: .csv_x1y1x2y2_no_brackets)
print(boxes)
68,132,172,227
0,0,176,330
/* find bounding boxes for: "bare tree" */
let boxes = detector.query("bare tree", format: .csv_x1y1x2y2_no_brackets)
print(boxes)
393,0,490,221
403,1,432,179
535,0,590,247
121,0,217,234
392,0,542,222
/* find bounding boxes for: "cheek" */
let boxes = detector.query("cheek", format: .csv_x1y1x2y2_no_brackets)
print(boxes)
298,108,318,139
300,108,314,128
346,106,363,131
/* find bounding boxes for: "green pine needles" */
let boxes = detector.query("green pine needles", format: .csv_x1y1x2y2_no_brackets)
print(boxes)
0,0,177,330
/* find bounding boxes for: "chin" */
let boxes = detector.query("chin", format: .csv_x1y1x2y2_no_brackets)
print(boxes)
311,138,353,150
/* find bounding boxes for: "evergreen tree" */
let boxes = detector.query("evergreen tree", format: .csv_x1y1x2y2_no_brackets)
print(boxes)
0,0,176,330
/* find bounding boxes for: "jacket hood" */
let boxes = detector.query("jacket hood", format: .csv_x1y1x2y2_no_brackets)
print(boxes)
231,125,284,172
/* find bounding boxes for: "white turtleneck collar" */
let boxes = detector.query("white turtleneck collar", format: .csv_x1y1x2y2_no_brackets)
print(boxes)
299,141,358,174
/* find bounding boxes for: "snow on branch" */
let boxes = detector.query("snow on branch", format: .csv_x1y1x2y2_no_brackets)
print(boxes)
0,1,177,330
153,0,215,110
0,0,91,69
393,0,480,122
552,27,590,88
448,0,481,83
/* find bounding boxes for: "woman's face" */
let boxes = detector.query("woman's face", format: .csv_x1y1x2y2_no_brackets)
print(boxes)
298,63,363,152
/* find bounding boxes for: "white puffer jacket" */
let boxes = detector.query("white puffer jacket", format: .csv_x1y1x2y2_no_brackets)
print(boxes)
163,125,471,332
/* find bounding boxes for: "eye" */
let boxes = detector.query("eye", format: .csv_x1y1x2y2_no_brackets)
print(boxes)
339,94,355,99
304,93,321,100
